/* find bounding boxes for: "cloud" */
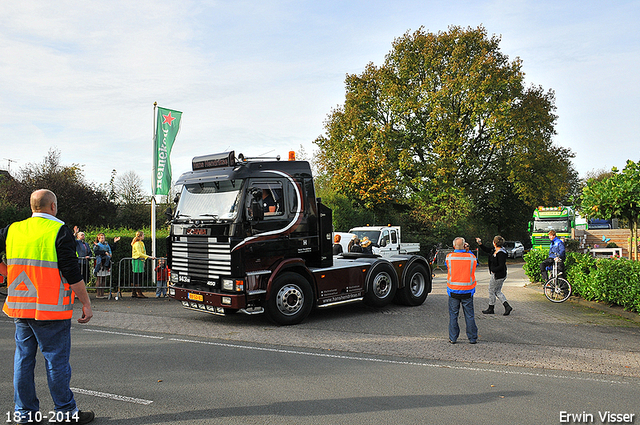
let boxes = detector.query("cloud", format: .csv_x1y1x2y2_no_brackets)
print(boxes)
1,0,638,192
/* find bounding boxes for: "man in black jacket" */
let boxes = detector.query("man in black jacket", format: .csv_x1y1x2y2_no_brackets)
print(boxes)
476,236,513,316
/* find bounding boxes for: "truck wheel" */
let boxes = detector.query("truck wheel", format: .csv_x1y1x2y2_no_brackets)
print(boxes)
363,263,397,307
395,263,429,306
266,272,313,326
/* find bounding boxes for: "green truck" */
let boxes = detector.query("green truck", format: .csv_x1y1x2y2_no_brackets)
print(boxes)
529,206,577,250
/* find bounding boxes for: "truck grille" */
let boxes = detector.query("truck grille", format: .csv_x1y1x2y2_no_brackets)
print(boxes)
171,237,231,280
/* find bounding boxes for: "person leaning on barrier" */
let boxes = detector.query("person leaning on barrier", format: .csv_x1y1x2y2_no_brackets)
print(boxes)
131,231,155,298
0,189,95,425
73,228,92,284
539,230,566,282
445,237,478,344
93,233,120,299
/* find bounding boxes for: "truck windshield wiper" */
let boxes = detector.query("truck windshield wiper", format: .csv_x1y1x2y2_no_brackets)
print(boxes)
199,214,219,219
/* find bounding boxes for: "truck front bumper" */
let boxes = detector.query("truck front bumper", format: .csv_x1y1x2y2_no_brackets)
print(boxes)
170,286,247,315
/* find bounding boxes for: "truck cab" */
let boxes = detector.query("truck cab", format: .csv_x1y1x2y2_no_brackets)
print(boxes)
348,226,420,257
167,151,431,325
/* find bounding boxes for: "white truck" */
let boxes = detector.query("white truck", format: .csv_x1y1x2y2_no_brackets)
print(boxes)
335,226,420,257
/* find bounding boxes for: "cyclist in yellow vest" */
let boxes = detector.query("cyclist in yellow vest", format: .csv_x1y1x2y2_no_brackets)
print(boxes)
445,237,478,344
0,189,95,425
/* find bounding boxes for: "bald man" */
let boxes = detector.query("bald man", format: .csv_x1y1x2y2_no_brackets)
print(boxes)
1,189,95,424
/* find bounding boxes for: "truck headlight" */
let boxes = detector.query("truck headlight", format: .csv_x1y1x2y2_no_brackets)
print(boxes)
222,279,234,291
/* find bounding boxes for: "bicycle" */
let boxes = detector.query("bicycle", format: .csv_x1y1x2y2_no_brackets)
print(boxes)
543,258,572,303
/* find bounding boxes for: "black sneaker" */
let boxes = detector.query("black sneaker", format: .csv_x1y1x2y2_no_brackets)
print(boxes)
74,411,95,424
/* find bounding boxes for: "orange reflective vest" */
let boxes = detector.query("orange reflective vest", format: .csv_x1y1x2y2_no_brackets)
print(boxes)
2,217,75,320
446,251,477,294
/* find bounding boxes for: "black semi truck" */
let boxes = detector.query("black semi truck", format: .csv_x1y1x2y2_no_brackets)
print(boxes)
167,151,431,325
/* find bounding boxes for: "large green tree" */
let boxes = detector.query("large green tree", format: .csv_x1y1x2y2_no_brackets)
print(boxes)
580,159,640,260
315,26,577,235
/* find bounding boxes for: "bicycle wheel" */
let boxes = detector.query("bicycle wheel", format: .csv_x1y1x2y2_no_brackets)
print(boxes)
544,277,572,303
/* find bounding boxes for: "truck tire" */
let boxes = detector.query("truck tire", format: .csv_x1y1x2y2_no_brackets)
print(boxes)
395,263,429,306
265,272,313,326
363,262,397,307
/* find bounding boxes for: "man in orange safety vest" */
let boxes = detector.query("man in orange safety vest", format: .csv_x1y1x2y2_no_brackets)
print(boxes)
1,189,95,425
445,237,478,344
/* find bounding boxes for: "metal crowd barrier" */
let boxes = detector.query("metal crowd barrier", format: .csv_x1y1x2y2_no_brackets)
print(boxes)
78,256,114,299
80,256,167,300
111,257,167,300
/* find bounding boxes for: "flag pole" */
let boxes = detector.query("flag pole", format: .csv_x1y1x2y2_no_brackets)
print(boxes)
151,102,157,266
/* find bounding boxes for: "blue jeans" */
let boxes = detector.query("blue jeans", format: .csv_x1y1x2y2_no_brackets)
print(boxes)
13,318,78,422
448,296,478,342
156,280,167,297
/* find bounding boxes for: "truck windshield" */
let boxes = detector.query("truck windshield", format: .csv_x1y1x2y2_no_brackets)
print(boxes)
176,180,243,221
533,219,570,233
352,230,381,243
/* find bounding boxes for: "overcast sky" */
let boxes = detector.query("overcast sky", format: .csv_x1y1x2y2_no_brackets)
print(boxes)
1,0,638,194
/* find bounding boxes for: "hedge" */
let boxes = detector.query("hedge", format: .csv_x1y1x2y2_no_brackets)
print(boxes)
524,250,640,314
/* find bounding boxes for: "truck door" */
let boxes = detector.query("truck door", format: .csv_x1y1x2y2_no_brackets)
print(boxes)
378,229,399,256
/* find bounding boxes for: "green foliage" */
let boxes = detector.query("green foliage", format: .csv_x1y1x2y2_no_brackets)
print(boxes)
523,249,548,282
580,159,640,260
0,149,167,232
16,148,118,228
574,255,640,313
314,25,578,239
565,253,598,300
564,238,580,253
316,188,375,232
526,251,640,313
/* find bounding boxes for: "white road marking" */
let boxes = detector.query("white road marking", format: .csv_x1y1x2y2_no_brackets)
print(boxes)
82,328,164,339
71,387,153,405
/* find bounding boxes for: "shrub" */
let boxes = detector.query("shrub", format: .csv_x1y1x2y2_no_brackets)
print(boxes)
527,251,640,313
564,238,581,253
523,249,548,282
566,253,598,300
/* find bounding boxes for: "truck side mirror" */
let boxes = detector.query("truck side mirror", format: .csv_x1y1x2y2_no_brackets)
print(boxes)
250,200,264,222
380,239,387,247
164,207,173,221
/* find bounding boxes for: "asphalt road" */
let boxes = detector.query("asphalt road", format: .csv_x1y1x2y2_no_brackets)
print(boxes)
1,264,639,424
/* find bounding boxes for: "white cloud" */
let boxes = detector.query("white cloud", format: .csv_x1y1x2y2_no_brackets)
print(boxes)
1,0,638,192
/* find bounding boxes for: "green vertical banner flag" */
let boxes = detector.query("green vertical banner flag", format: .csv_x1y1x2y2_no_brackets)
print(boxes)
154,106,182,196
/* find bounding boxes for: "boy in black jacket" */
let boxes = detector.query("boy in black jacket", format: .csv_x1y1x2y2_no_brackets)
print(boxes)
475,236,513,316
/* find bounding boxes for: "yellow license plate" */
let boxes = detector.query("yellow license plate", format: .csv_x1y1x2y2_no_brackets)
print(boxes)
188,293,203,302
